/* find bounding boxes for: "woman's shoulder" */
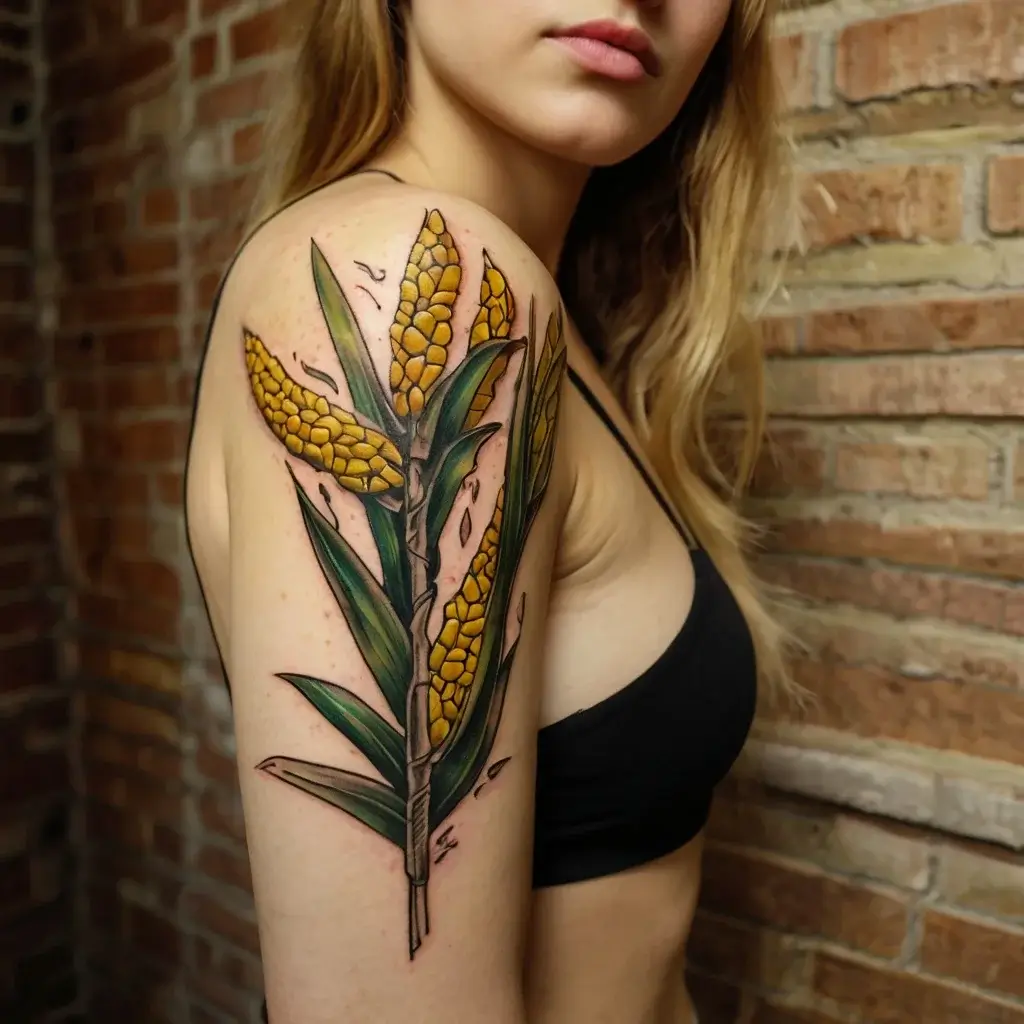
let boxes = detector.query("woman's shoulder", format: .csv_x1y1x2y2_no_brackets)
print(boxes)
216,175,559,328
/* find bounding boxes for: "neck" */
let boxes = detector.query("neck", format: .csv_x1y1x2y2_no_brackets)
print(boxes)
374,42,590,273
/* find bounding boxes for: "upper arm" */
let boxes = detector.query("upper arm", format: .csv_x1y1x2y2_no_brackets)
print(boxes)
214,194,567,1022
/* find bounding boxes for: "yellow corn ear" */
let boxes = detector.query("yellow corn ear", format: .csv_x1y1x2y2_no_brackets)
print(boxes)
426,487,503,748
244,330,404,494
462,252,515,430
389,209,461,417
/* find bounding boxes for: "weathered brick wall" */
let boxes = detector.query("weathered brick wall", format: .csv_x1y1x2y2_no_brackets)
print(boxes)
39,0,1024,1022
0,0,78,1019
684,1,1024,1021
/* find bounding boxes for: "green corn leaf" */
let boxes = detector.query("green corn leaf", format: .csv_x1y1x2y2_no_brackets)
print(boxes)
418,338,524,460
257,756,405,849
311,240,403,439
365,502,411,625
290,466,411,727
430,635,521,828
425,422,500,576
277,674,407,795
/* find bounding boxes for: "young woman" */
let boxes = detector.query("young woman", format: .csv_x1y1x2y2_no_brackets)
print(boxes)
186,1,791,1021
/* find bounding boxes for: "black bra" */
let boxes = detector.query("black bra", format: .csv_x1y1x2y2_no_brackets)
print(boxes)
531,367,757,888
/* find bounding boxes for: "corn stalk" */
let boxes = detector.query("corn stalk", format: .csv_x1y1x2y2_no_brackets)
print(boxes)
246,210,565,959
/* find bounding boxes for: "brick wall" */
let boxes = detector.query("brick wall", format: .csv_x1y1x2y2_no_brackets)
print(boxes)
46,0,265,1019
0,0,78,1020
684,1,1024,1020
36,0,1024,1022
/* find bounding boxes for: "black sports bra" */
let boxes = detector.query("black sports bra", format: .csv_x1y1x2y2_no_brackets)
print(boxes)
531,367,756,887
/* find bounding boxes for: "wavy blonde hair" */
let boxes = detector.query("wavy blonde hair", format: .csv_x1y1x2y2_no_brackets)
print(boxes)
252,0,795,695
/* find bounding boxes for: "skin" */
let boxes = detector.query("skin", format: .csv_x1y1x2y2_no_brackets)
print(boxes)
187,2,734,1021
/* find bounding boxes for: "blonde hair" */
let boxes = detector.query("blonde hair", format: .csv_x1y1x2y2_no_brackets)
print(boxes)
253,0,794,696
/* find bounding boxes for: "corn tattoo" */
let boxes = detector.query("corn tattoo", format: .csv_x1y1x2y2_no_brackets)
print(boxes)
245,331,403,494
426,489,503,748
246,212,572,961
426,255,517,746
389,209,462,417
462,252,515,430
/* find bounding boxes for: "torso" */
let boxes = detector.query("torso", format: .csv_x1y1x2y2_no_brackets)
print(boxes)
187,177,753,1024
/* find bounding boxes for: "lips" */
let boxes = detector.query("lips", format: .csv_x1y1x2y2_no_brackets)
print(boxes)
548,19,662,78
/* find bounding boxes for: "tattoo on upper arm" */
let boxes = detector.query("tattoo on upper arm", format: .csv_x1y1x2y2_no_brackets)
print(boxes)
241,209,566,958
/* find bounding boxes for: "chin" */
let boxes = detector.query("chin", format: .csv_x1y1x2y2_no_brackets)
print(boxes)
511,95,661,169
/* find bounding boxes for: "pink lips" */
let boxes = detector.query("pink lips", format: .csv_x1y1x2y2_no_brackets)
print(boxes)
547,19,661,82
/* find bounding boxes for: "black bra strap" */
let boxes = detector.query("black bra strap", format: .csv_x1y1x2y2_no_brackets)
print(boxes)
567,366,695,547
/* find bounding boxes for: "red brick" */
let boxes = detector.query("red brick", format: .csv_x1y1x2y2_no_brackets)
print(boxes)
772,33,816,111
836,0,1024,102
82,761,183,823
62,282,179,327
199,788,246,845
781,659,1024,765
230,6,283,62
0,371,43,419
0,201,30,249
762,317,799,356
768,353,1024,417
127,904,181,961
84,694,179,745
0,642,54,692
195,72,268,127
766,518,1024,580
834,439,990,500
190,32,217,80
102,326,181,364
750,427,828,497
50,107,127,161
921,910,1024,999
815,951,1024,1024
758,557,1021,634
103,367,173,408
805,297,1024,354
197,270,223,310
78,593,180,646
197,843,251,892
69,508,150,561
189,175,255,222
81,419,186,465
141,187,178,227
232,122,263,166
185,891,260,954
90,557,181,606
988,154,1024,234
200,0,240,15
83,727,183,784
700,846,908,957
0,262,31,303
801,165,962,250
197,743,237,787
0,54,31,89
80,641,182,695
0,514,50,546
44,4,88,61
50,39,173,105
0,598,56,637
0,750,68,800
137,0,186,27
0,142,33,190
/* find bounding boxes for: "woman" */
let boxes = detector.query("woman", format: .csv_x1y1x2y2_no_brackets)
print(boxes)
186,1,791,1021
